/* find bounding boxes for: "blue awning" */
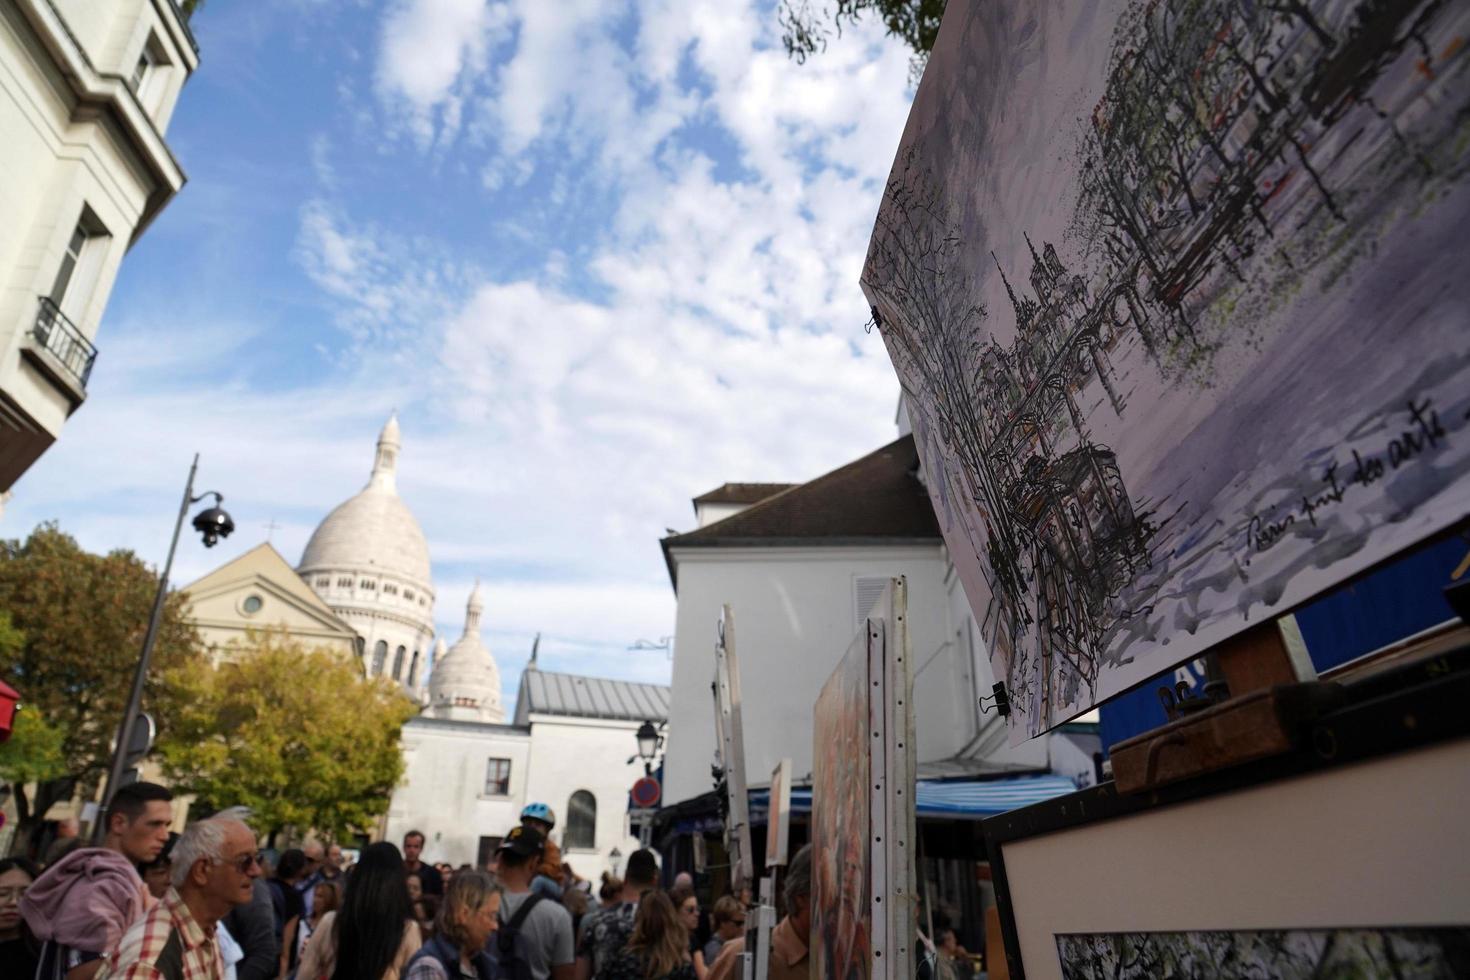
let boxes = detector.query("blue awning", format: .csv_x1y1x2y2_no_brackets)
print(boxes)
748,773,1077,822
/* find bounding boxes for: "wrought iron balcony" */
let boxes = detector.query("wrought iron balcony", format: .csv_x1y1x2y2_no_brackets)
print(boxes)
32,296,98,389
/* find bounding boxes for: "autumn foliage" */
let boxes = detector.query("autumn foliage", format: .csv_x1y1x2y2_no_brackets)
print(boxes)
158,631,417,842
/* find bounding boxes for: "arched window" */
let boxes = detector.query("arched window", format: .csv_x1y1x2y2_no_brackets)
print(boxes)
371,640,388,676
408,650,421,687
392,645,406,680
565,790,596,850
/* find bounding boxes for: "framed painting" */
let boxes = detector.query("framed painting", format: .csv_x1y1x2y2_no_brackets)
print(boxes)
812,578,916,980
715,604,755,892
982,652,1470,978
862,0,1470,741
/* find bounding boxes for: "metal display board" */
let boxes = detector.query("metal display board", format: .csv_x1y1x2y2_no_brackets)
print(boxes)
714,604,755,892
812,577,916,980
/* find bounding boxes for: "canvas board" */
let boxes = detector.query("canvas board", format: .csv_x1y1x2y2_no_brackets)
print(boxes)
714,604,755,892
861,0,1470,741
991,737,1470,979
812,578,916,980
766,758,792,868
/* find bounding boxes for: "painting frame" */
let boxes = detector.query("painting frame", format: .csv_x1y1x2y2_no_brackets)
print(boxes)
714,604,755,893
767,758,792,869
981,652,1470,979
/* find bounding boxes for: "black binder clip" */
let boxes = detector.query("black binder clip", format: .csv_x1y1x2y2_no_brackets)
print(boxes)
978,682,1011,717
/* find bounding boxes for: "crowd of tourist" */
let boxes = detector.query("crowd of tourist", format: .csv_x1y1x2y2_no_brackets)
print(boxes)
0,791,815,980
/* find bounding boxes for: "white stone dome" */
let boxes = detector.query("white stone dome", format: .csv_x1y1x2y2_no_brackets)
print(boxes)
427,582,505,723
299,414,432,589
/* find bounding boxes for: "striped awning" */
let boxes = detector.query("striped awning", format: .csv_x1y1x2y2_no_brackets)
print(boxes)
749,774,1077,822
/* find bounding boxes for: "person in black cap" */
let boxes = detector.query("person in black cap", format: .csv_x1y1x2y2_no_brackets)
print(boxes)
494,826,576,980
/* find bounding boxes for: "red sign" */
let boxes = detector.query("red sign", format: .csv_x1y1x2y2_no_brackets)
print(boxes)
0,680,19,743
630,775,661,808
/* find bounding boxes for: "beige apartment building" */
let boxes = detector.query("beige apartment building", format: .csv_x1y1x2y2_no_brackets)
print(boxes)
0,0,197,491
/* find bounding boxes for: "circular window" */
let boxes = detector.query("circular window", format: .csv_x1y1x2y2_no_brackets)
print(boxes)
242,595,263,615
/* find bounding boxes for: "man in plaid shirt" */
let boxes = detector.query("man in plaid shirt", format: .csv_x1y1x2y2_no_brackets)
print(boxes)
100,814,262,980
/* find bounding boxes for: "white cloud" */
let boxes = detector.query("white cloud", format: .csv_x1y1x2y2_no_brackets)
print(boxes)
6,0,921,701
375,0,506,147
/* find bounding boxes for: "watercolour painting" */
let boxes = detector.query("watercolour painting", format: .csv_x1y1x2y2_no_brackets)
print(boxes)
1055,928,1470,979
813,624,877,980
862,0,1470,740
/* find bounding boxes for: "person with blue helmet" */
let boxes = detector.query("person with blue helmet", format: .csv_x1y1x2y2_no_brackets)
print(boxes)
521,804,564,899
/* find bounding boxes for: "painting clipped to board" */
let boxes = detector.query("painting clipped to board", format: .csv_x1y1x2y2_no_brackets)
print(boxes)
861,0,1470,740
812,578,915,980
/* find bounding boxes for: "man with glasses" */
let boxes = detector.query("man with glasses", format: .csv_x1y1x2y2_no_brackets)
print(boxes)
703,896,746,968
218,808,280,980
100,813,262,979
706,845,811,980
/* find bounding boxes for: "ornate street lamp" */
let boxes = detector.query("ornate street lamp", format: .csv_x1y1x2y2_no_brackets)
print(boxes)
92,454,232,842
635,720,661,766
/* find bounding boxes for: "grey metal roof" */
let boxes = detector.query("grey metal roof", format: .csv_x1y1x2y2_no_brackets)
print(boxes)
514,668,670,724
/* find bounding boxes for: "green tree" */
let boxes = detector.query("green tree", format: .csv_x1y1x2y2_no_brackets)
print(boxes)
779,0,948,73
0,611,68,796
158,631,416,843
0,525,203,840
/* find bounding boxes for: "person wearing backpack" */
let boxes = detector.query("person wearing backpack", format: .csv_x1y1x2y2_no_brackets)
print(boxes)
574,849,658,980
405,871,502,980
493,827,576,980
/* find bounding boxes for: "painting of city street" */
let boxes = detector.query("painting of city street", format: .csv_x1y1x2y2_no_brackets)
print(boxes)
863,0,1470,739
1055,927,1470,979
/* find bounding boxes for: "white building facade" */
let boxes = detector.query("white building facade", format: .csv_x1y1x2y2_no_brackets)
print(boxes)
299,414,436,698
0,0,197,492
386,629,670,877
660,436,1051,809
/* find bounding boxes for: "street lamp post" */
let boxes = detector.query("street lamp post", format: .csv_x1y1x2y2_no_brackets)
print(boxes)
632,720,664,847
91,453,232,843
634,720,662,775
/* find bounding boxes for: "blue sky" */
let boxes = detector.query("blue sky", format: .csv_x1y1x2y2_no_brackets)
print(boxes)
6,0,915,707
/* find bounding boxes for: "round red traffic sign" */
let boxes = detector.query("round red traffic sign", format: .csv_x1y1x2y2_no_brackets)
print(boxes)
631,776,661,808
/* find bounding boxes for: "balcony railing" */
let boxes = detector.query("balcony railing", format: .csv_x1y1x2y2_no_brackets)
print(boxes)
32,296,98,389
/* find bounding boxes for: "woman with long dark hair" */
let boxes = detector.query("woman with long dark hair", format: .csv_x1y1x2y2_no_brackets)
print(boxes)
297,841,422,980
602,891,695,980
273,848,310,979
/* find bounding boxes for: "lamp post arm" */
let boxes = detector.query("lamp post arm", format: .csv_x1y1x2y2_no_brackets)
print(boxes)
92,453,199,843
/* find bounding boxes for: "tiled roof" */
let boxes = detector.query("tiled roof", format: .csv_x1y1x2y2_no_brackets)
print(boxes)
661,435,941,586
514,668,671,724
692,483,798,506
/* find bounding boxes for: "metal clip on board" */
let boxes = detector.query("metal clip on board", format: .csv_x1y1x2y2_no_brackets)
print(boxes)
978,682,1011,717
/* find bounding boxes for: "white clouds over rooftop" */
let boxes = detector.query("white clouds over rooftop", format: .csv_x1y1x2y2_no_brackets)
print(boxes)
8,1,919,708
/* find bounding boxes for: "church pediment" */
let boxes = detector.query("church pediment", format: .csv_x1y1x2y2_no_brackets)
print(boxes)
183,543,357,639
